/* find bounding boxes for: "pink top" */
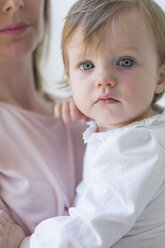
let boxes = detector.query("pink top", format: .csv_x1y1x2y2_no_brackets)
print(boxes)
0,101,85,235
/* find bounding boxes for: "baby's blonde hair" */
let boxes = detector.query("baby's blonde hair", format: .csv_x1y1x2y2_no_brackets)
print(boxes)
62,0,165,103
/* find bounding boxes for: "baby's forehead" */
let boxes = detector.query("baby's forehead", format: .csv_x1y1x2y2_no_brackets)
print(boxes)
106,8,152,40
105,7,150,35
71,8,152,49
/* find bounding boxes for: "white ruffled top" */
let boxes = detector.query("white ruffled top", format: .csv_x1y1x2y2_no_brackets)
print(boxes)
31,110,165,248
83,110,165,144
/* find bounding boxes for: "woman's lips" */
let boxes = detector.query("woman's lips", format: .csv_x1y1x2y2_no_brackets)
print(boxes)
0,23,31,36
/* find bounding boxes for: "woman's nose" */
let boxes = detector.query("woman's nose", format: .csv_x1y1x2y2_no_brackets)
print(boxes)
1,0,24,13
95,74,116,88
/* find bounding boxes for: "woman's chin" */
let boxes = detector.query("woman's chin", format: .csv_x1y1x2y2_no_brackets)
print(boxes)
0,38,39,60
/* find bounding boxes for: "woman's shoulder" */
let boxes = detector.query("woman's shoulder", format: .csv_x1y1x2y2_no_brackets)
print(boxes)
0,99,56,119
0,100,86,150
0,101,68,143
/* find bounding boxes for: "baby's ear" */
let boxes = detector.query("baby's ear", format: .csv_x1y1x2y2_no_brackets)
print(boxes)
155,64,165,94
65,71,71,85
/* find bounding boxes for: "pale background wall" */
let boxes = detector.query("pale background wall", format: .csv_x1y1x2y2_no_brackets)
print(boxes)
42,0,165,104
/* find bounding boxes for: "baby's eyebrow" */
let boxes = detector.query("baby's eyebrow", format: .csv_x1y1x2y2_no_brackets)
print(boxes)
72,53,91,62
117,45,139,54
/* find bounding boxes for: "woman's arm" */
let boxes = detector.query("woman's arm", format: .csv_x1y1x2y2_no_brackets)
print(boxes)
0,210,25,248
19,237,30,248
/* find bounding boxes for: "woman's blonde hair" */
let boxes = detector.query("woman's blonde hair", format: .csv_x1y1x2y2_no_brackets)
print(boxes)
62,0,165,103
33,0,51,90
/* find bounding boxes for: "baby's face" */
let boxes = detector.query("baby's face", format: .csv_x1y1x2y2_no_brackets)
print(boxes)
66,7,165,131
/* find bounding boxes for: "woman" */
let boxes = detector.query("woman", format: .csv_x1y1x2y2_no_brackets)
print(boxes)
0,0,85,243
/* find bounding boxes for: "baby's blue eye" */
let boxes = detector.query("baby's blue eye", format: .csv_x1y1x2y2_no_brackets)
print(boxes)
80,62,94,71
118,58,134,67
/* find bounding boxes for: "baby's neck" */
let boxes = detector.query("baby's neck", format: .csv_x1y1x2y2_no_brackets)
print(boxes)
96,107,157,133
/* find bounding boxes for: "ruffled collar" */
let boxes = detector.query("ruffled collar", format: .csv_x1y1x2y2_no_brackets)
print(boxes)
83,110,165,145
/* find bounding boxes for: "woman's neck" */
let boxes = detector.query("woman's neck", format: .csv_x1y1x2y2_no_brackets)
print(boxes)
0,55,53,115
